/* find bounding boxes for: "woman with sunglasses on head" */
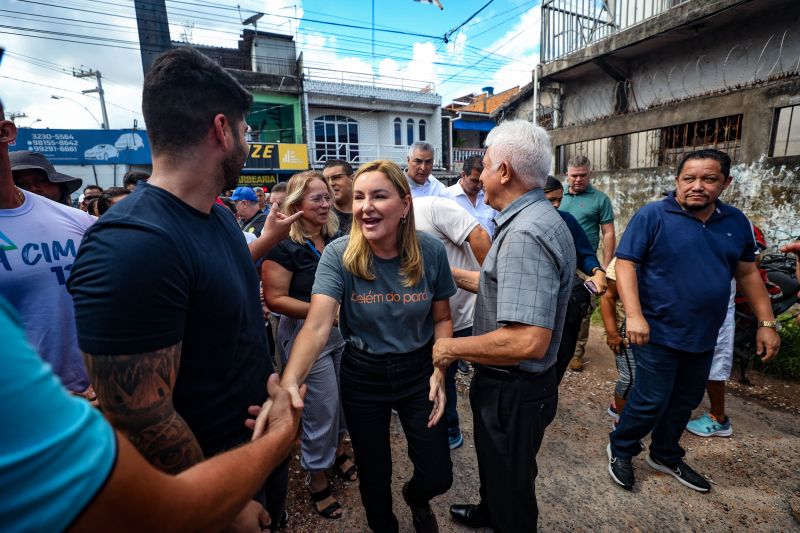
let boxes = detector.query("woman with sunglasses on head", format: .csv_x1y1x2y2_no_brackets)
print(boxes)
269,160,456,533
262,171,355,520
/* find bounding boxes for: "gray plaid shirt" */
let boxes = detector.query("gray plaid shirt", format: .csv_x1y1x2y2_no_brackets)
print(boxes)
474,188,576,372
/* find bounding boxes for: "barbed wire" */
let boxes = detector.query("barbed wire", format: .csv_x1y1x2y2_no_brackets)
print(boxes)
551,28,800,128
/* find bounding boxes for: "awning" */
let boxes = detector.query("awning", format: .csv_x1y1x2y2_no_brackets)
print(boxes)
452,119,495,132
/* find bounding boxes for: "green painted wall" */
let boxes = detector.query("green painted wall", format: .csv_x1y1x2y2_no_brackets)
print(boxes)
248,93,303,144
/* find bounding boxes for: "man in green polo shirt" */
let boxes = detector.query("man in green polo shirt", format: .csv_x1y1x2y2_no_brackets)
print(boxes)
559,155,616,372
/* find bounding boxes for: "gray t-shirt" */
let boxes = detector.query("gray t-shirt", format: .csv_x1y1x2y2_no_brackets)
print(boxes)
474,188,576,373
312,231,457,354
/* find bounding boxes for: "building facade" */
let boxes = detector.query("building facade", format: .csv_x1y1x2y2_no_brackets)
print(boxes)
497,0,800,245
304,76,443,170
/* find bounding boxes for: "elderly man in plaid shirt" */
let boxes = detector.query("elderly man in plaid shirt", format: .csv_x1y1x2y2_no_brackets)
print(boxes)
434,120,576,532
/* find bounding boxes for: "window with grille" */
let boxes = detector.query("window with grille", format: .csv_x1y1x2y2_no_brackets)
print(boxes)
313,115,360,164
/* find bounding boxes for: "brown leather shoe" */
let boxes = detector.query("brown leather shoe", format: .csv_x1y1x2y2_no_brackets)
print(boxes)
569,355,584,372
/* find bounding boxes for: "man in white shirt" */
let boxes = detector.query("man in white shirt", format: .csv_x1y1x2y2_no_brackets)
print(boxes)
405,141,446,198
414,195,491,450
444,154,497,236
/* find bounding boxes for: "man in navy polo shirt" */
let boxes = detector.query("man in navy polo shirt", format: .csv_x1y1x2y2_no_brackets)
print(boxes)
607,149,780,493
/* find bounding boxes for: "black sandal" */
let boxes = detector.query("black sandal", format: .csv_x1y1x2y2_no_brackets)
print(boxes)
335,453,358,481
307,477,343,519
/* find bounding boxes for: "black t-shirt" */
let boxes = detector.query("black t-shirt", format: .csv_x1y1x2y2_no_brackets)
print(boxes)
242,211,267,237
68,182,272,456
265,237,328,302
333,208,352,238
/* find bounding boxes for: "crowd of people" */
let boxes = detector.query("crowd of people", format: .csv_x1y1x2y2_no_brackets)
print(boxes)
0,45,796,533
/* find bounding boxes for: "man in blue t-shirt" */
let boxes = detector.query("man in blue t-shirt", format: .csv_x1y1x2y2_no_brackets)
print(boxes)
607,149,780,493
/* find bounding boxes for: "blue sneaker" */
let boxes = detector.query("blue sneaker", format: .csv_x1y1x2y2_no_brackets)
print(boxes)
449,431,464,450
686,413,732,437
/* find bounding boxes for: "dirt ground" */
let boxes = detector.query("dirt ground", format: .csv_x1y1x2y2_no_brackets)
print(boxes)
281,325,800,532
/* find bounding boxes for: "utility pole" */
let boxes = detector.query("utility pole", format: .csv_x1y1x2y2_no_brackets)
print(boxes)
73,69,110,129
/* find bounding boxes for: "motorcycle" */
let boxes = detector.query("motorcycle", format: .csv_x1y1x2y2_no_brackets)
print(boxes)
733,252,799,383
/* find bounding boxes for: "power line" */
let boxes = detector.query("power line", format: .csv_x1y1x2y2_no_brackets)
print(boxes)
444,0,495,43
0,75,143,116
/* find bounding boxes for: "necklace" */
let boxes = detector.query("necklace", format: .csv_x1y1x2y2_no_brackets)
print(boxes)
16,187,24,204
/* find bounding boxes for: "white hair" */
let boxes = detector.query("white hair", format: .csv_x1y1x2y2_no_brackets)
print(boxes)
407,141,435,158
484,120,552,189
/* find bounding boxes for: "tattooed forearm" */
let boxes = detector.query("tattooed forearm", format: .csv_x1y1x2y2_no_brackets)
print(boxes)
83,342,205,474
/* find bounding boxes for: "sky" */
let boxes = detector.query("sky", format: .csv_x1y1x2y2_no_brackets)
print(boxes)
0,0,541,130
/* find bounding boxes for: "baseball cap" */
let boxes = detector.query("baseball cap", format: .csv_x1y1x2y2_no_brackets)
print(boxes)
230,186,258,202
10,151,82,195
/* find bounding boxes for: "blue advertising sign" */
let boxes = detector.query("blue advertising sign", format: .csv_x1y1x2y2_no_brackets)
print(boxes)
10,129,152,165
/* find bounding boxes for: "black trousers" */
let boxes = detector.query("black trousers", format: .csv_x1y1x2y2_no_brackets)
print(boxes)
555,284,591,384
252,459,289,531
340,342,453,533
471,365,558,533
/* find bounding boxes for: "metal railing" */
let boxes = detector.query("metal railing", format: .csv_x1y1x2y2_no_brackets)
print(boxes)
541,0,690,63
303,66,435,93
453,147,485,163
310,143,442,168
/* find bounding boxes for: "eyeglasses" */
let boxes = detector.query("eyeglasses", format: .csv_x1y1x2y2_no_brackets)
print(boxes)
305,194,332,205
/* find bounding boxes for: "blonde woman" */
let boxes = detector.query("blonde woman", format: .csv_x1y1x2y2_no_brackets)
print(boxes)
276,160,455,533
262,171,355,520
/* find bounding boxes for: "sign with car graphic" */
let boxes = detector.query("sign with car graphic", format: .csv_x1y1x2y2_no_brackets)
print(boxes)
11,129,152,165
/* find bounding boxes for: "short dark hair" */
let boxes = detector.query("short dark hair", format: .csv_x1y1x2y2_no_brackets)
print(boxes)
142,47,253,156
543,175,562,193
94,187,130,216
84,185,103,194
271,182,287,193
676,149,731,177
123,170,150,188
462,155,483,175
323,159,353,175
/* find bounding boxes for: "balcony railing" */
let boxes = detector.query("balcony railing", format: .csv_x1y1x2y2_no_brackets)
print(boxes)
541,0,690,63
453,147,485,163
311,143,442,168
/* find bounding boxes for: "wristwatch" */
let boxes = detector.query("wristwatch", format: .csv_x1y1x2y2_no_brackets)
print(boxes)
591,267,606,275
757,320,779,331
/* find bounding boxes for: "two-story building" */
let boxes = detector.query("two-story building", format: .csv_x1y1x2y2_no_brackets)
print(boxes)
304,72,443,170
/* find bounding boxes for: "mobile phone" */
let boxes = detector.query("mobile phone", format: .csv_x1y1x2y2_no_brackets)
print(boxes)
583,280,598,294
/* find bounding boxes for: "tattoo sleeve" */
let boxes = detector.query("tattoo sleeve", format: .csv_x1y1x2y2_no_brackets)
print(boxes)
83,342,205,474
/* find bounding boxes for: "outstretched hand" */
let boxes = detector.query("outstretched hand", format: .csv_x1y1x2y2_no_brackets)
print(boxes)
263,203,303,241
247,373,305,441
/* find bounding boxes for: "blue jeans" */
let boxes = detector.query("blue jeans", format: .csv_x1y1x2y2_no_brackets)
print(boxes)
610,342,713,466
445,327,472,436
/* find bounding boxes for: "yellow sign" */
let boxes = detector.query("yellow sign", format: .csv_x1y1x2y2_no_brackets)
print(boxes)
238,174,278,186
277,144,309,170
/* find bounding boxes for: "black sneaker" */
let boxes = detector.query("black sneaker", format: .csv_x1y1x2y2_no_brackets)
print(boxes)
607,443,634,490
645,455,711,492
402,482,439,533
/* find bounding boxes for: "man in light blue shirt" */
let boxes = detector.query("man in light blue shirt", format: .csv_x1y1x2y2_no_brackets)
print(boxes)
444,154,497,236
405,141,446,197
